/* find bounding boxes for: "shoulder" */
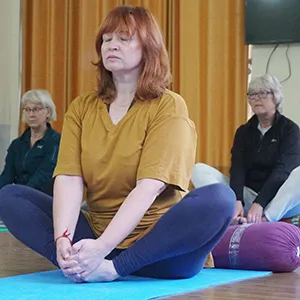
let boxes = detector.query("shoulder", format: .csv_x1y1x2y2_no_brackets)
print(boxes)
154,90,189,118
279,114,299,129
278,114,300,137
139,90,191,124
235,123,248,137
235,114,258,135
11,127,30,147
7,136,22,151
67,91,102,117
70,91,99,106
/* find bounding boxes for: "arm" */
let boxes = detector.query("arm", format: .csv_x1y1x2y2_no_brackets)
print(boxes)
254,124,300,208
53,175,84,241
0,142,16,189
26,141,60,193
229,126,246,204
96,178,166,256
52,97,84,239
51,98,86,281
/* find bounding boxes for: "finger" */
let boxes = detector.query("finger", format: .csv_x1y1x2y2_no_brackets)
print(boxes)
59,259,79,270
80,271,92,281
70,246,80,256
63,266,83,276
72,240,84,253
238,217,244,225
231,218,238,225
66,273,84,283
67,253,81,263
247,214,254,224
59,246,72,260
57,254,67,269
255,214,261,223
240,217,247,224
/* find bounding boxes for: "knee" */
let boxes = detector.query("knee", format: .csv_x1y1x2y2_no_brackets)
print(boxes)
192,163,210,177
290,166,300,178
191,163,219,188
190,183,236,217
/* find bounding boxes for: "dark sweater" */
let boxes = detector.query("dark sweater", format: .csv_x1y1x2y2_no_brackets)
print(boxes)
229,111,300,208
0,123,60,196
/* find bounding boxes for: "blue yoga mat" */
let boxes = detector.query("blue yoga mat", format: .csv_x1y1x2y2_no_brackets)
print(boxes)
0,269,271,300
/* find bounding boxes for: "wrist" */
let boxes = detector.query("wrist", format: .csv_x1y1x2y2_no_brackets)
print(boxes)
236,199,244,206
55,229,72,246
96,236,114,256
55,236,72,248
253,202,263,209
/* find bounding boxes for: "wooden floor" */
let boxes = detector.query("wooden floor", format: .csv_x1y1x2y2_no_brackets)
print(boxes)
1,232,300,299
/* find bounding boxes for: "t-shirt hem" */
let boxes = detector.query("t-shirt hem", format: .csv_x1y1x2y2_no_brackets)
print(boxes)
137,169,189,192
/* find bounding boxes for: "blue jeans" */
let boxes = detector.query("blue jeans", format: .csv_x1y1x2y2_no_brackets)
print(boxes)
0,183,235,278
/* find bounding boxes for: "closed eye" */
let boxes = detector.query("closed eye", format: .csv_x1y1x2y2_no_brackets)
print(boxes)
103,38,112,42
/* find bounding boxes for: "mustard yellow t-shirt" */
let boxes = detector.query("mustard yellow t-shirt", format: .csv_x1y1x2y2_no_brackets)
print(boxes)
53,89,213,267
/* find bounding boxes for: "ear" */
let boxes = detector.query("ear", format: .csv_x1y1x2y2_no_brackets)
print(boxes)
46,108,51,121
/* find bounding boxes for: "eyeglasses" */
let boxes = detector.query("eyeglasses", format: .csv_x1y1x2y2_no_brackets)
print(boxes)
247,91,273,100
23,107,45,114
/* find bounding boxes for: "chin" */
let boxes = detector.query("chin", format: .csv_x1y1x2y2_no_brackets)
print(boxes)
253,107,266,115
28,123,39,129
104,63,122,72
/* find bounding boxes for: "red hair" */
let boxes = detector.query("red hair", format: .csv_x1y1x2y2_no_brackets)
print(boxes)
95,6,171,103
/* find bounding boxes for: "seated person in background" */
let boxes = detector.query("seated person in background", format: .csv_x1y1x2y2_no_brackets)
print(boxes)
0,6,235,283
192,74,300,225
0,89,60,196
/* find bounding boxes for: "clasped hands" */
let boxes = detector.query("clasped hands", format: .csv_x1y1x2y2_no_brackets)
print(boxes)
232,200,264,225
56,238,119,283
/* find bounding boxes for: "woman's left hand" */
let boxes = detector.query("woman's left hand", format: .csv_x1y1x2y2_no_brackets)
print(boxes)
247,203,263,223
66,239,106,278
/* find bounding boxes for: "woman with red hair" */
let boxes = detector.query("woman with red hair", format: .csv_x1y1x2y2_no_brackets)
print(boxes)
0,6,235,283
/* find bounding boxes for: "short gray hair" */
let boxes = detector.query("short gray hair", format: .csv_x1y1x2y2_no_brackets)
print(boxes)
248,74,284,113
21,89,57,122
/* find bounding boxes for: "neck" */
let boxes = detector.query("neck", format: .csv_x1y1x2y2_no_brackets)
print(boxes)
30,123,48,139
257,113,275,128
112,69,141,105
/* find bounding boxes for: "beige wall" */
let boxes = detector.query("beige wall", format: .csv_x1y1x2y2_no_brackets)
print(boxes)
0,0,21,170
252,44,300,125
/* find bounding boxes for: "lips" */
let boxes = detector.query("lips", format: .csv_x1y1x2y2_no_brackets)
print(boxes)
107,55,120,59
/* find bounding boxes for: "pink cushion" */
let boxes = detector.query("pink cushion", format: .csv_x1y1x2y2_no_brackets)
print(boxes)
212,222,300,272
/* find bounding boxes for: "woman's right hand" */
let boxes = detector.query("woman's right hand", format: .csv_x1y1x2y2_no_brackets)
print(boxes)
232,200,247,225
56,238,83,283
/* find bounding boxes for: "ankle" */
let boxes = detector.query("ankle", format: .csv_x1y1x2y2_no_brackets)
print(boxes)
105,260,120,280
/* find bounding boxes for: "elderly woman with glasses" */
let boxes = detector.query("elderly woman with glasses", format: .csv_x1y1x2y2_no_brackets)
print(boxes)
191,74,300,225
0,89,60,196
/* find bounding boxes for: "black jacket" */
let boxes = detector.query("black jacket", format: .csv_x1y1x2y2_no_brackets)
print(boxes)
0,123,60,196
229,111,300,208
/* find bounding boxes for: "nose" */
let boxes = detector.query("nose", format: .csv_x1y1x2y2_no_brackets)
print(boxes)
109,44,119,51
108,38,119,51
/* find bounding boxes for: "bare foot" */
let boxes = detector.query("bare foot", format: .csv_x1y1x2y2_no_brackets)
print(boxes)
84,259,120,283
